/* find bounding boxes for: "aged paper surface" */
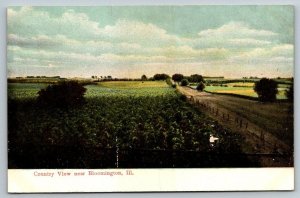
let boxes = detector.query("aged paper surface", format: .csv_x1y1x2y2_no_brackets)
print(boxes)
7,6,294,192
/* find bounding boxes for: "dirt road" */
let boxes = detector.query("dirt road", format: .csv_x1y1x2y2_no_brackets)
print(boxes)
177,86,293,166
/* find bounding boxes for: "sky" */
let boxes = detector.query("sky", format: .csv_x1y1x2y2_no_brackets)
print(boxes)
7,6,294,78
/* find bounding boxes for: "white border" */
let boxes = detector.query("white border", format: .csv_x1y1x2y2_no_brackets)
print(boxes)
1,0,299,196
8,168,294,192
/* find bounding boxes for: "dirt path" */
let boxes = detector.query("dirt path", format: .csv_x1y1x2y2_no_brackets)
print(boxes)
177,86,293,166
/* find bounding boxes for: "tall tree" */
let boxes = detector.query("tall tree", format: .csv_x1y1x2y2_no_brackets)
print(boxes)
254,78,278,102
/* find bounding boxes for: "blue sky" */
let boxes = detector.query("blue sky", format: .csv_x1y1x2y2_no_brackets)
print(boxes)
7,6,294,78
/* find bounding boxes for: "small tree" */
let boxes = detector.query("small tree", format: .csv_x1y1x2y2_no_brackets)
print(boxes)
254,78,278,102
141,74,147,81
181,79,189,86
285,83,294,102
196,82,205,91
172,74,184,84
37,81,87,108
166,78,172,86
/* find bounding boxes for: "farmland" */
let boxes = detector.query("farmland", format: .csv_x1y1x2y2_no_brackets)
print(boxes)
177,86,293,166
202,82,290,99
8,81,257,168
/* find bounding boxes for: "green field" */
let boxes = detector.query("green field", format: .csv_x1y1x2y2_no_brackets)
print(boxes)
204,84,288,100
8,81,251,168
98,81,168,88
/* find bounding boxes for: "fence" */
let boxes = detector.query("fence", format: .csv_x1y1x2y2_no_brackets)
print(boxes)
186,95,291,155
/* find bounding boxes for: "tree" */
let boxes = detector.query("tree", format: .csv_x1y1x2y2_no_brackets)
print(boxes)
254,78,278,102
172,74,184,83
37,81,87,108
196,82,205,91
153,73,170,80
285,83,293,102
190,74,204,83
141,74,147,81
181,79,189,86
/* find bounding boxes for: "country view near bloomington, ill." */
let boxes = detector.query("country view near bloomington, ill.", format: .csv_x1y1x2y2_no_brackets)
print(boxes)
7,6,294,168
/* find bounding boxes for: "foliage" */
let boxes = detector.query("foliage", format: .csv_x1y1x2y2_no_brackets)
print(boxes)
153,73,170,80
285,83,294,102
254,78,278,102
37,81,87,108
196,82,205,91
172,73,184,83
141,74,147,81
180,79,189,86
189,74,204,83
166,78,173,86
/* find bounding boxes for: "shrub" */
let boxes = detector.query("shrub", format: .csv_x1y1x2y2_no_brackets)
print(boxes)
254,78,278,102
196,82,205,91
166,78,172,86
180,79,189,86
37,81,87,108
285,83,294,102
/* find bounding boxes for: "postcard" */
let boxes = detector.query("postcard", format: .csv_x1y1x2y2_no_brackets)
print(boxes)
7,5,294,192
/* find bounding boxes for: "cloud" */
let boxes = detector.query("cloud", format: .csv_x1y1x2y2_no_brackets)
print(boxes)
7,7,186,48
8,7,103,40
7,7,293,78
198,21,277,38
227,38,272,47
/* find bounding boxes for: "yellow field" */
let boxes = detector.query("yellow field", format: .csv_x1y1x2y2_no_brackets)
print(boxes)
216,89,257,96
98,81,168,88
226,82,254,87
205,85,288,99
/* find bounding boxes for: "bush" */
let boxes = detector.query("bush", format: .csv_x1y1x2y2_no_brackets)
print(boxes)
254,78,278,102
180,79,189,86
285,83,293,102
166,78,172,86
37,81,87,108
196,82,205,91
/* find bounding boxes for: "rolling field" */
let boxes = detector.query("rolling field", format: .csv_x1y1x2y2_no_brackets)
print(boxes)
8,81,253,168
